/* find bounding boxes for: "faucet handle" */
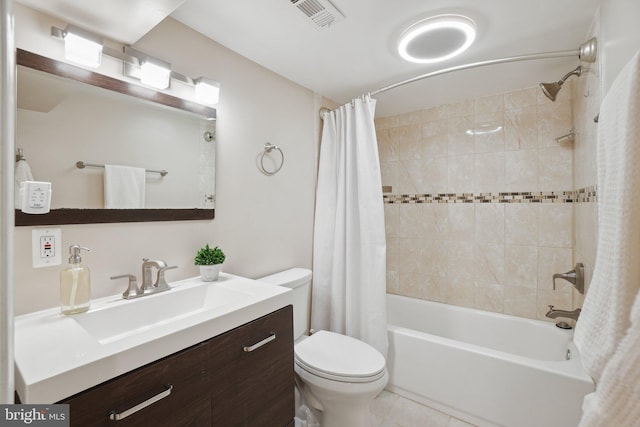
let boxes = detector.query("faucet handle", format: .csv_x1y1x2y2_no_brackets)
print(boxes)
552,263,585,294
155,265,178,291
111,274,142,299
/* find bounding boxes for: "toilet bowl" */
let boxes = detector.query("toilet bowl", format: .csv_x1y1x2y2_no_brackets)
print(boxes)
258,268,388,427
294,330,388,427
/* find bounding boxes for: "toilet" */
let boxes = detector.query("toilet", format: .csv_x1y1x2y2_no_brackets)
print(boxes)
258,268,388,427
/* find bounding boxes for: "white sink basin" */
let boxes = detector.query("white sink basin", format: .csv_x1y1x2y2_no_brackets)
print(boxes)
74,279,251,344
14,273,292,404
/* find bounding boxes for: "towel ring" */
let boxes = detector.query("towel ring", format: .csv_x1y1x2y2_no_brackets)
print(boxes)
260,143,284,175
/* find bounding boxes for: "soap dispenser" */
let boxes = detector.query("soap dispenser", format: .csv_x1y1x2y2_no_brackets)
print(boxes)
60,245,91,315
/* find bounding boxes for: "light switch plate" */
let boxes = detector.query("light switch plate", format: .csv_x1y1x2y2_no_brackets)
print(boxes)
32,228,62,268
21,181,52,214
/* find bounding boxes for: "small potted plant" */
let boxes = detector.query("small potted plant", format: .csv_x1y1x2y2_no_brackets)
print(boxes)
194,244,226,281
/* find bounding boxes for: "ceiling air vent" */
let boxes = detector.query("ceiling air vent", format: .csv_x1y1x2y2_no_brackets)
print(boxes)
290,0,345,30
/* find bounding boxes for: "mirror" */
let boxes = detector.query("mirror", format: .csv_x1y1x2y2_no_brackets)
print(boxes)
15,49,216,226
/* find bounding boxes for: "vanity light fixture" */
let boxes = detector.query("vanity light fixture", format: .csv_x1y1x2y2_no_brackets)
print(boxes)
51,25,220,103
398,14,476,64
140,59,172,90
194,77,220,105
59,25,103,68
123,47,172,90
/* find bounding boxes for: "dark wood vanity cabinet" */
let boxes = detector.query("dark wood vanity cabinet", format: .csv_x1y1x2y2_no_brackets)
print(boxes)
209,304,294,426
60,306,294,427
62,341,211,426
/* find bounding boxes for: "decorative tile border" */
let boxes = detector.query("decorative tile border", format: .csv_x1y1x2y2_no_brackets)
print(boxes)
383,186,597,204
574,185,597,203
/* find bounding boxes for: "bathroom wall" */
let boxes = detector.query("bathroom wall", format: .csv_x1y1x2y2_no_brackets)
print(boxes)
377,86,575,320
572,0,640,300
13,5,322,315
571,16,600,305
599,0,640,96
378,0,640,321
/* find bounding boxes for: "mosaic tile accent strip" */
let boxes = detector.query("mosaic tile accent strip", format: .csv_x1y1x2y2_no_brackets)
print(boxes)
574,185,597,203
383,187,597,204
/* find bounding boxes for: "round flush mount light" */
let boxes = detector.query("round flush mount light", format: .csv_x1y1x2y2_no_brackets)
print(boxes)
398,14,476,64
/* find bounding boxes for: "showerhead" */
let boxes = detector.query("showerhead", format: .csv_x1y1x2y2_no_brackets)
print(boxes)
540,65,582,102
540,82,562,102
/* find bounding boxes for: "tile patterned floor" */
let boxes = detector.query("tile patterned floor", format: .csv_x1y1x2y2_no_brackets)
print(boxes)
371,390,478,427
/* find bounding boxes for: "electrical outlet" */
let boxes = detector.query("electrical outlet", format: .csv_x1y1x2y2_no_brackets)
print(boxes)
32,228,62,268
40,236,54,258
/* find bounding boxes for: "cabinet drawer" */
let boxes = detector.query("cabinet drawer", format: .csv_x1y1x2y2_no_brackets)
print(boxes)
62,342,210,427
210,305,294,426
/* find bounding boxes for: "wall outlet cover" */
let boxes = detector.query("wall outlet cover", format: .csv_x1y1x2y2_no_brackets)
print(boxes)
32,228,62,268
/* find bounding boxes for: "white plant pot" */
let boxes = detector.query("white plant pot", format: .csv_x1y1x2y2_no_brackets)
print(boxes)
200,264,222,281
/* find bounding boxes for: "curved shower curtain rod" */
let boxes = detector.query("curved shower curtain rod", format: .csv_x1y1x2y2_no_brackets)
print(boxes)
320,37,597,119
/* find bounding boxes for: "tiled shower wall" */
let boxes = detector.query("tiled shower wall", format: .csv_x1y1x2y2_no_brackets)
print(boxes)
572,18,600,305
376,86,577,320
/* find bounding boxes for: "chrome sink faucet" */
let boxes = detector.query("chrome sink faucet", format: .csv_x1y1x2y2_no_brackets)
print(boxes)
546,305,581,321
141,259,167,291
141,259,178,294
111,259,178,299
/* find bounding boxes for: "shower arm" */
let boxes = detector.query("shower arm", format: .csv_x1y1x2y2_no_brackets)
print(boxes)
370,38,597,97
557,66,582,85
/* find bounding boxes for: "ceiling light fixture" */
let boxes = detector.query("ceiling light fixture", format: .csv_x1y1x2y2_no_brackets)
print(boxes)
61,25,103,68
398,14,476,64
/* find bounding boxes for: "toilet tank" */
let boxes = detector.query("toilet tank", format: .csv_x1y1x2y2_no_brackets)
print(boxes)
258,268,312,340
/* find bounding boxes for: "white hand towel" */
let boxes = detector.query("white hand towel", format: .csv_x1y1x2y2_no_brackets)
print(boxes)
104,164,145,209
14,159,34,209
574,50,640,384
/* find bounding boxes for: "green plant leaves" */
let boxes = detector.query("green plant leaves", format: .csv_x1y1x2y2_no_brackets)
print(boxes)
194,244,226,265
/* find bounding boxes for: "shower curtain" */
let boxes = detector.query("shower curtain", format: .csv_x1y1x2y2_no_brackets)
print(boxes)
311,96,388,358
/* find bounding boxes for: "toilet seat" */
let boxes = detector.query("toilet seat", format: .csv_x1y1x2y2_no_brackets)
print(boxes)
294,330,386,383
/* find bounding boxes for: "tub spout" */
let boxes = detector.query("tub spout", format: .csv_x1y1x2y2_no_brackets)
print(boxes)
546,305,581,321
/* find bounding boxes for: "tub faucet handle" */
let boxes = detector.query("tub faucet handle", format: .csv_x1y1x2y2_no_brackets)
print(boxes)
552,262,585,294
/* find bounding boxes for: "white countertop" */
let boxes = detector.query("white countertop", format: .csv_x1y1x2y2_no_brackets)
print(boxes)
14,273,292,403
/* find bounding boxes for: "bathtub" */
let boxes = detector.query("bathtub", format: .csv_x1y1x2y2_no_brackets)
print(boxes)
386,294,594,427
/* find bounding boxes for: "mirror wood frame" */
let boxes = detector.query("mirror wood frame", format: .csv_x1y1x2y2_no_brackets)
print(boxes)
15,49,216,226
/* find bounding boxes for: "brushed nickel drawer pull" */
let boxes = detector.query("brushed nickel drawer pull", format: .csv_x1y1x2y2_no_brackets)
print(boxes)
243,332,276,352
109,384,173,421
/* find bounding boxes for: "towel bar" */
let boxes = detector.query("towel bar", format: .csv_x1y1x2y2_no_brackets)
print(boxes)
76,161,168,176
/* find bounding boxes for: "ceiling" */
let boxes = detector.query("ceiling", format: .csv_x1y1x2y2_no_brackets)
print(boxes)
17,0,187,45
19,0,601,117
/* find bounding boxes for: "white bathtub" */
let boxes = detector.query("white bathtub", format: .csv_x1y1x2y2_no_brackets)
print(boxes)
386,294,594,427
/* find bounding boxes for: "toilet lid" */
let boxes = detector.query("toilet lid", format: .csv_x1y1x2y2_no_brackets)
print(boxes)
294,330,386,382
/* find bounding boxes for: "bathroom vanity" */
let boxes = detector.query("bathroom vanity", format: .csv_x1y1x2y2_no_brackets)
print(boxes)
14,274,294,426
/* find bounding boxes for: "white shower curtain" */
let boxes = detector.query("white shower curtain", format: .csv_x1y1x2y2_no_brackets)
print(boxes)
311,96,388,358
